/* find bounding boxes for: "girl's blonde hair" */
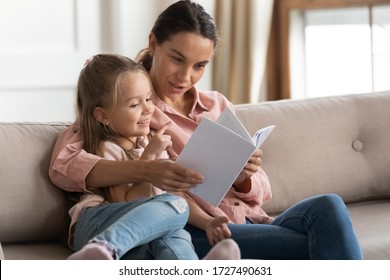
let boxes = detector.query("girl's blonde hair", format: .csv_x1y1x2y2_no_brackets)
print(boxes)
77,53,149,154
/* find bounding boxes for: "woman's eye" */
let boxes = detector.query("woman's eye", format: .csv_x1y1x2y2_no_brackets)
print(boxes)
195,64,206,70
172,56,183,63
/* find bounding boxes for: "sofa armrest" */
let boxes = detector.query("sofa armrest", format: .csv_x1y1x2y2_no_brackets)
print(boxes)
0,242,4,260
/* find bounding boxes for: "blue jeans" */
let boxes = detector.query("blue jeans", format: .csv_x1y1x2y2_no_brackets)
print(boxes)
74,193,198,260
185,194,363,260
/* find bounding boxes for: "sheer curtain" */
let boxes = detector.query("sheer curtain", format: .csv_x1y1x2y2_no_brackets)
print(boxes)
213,0,274,104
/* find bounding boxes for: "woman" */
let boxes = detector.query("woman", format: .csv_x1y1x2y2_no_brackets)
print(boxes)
50,0,363,259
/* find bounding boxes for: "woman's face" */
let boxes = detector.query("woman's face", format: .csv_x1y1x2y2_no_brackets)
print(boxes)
148,32,215,100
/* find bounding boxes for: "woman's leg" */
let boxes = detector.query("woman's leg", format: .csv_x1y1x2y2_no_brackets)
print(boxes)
74,193,197,259
188,194,362,260
186,222,309,260
272,193,363,259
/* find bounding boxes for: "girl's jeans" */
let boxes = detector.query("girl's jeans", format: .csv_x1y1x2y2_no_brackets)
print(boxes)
74,193,198,260
186,193,364,259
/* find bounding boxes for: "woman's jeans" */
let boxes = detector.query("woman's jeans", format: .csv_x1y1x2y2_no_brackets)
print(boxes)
185,194,364,260
74,193,198,260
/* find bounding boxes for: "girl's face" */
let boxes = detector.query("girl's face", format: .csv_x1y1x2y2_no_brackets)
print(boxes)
148,32,215,100
106,71,154,140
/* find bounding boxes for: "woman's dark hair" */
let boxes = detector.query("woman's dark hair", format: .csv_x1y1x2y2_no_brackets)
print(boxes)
136,0,219,71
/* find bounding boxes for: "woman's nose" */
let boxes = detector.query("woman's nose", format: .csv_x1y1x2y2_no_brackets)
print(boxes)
177,67,191,82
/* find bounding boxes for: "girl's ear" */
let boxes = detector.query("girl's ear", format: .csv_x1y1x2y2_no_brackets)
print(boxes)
148,33,157,56
93,107,109,125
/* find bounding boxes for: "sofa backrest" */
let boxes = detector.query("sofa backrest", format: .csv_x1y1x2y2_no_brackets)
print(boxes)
0,122,70,243
235,91,390,214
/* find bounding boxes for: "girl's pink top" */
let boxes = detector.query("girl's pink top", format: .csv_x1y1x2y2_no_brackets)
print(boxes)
49,87,273,226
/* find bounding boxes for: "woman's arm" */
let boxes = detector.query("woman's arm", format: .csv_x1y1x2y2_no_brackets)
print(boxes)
88,159,203,192
49,123,204,192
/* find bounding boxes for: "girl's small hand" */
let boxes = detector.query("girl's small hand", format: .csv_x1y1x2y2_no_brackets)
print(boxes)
205,216,231,246
142,122,172,160
234,148,262,186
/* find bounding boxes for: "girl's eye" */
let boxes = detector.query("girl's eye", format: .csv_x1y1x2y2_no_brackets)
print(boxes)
129,104,139,108
146,97,152,102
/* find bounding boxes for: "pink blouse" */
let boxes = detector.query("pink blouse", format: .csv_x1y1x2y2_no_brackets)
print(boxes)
49,87,273,226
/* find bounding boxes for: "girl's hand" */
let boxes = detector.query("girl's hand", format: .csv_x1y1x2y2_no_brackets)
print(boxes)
233,148,262,187
141,122,172,160
205,216,231,246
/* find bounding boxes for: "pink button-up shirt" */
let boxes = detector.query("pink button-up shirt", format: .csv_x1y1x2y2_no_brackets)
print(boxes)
49,87,273,225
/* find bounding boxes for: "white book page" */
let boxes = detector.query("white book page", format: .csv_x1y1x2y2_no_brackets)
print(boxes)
176,118,256,206
252,125,275,148
216,107,252,142
217,107,275,148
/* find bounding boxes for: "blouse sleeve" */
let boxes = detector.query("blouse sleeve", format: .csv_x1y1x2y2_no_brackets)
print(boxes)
48,122,101,192
230,167,272,206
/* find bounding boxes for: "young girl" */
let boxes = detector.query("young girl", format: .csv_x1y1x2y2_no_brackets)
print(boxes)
67,53,240,260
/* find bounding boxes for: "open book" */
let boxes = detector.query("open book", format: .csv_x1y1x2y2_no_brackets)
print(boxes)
176,107,275,206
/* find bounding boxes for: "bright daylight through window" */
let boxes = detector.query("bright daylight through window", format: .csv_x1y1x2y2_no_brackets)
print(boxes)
289,5,390,99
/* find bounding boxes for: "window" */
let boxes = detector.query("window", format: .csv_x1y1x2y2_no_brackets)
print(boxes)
290,5,390,98
267,0,390,100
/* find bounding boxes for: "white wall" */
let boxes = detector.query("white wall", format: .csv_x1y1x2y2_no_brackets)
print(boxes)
0,0,215,122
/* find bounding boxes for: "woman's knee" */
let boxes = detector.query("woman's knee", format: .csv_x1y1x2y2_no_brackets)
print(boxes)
315,193,344,207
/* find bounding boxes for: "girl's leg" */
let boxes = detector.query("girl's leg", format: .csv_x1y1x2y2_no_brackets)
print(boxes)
202,239,241,260
74,193,195,259
272,193,363,259
122,238,241,260
121,229,198,260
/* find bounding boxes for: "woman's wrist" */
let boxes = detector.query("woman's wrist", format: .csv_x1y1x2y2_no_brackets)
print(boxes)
233,178,251,193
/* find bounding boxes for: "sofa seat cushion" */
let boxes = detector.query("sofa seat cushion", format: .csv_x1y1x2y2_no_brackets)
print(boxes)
348,199,390,260
2,242,73,260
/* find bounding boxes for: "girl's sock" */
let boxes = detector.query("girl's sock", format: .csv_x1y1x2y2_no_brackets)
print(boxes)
202,239,241,260
67,242,114,260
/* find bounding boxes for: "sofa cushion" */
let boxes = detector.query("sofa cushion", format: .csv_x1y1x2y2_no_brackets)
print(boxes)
0,123,70,243
348,199,390,260
235,91,390,214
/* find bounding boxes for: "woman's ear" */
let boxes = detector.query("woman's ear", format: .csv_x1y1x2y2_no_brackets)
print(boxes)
93,107,109,125
148,33,157,56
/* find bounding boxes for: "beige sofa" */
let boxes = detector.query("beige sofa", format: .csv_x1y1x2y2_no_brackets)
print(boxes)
1,91,389,260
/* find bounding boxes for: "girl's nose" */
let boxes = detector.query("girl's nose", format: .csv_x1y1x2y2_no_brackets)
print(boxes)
142,101,154,114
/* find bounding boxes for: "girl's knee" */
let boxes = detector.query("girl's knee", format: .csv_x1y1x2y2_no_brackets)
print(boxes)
153,194,189,218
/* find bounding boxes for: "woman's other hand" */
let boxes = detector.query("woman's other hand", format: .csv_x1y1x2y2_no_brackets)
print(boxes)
233,148,262,191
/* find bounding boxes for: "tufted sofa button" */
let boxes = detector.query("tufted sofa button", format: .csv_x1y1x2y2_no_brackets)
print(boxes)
352,140,363,152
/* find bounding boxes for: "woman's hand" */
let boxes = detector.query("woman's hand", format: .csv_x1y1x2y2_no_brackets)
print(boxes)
205,216,231,246
233,148,262,189
145,160,204,192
